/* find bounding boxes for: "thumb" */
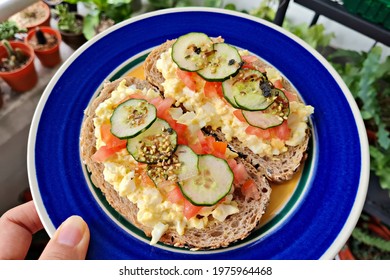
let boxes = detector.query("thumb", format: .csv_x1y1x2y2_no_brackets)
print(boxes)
39,216,90,260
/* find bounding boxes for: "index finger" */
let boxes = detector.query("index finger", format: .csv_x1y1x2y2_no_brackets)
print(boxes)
0,201,43,259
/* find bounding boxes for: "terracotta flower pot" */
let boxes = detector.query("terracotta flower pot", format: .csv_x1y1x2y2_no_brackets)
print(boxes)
0,41,38,92
9,1,51,31
26,27,62,68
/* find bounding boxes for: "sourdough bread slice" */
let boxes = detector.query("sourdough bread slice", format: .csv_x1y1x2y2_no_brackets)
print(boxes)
80,76,272,249
144,40,311,183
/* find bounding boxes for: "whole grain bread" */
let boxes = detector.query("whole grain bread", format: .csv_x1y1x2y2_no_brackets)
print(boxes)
144,39,310,183
80,76,272,249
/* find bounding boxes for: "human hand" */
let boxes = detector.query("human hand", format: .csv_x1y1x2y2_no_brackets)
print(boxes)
0,201,90,260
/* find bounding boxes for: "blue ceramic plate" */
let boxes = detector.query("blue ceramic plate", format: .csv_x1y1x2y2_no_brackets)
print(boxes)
28,8,369,259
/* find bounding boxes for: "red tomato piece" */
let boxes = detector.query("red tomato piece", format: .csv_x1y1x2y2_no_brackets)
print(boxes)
204,81,223,98
176,68,203,92
149,97,175,119
167,186,184,205
241,55,265,72
283,90,298,102
91,145,124,163
212,141,227,159
188,141,203,155
233,110,246,122
273,79,284,89
140,171,155,188
245,125,272,139
271,120,291,141
241,178,260,200
100,123,127,148
184,199,203,220
232,162,249,185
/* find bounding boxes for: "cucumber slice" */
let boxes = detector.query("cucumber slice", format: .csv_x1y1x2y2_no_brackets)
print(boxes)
197,43,242,82
172,32,214,72
127,118,177,163
110,99,157,139
179,155,233,206
222,69,269,109
175,145,199,181
147,145,199,186
242,89,290,129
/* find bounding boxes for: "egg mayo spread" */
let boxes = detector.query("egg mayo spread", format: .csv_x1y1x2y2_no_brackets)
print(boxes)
156,48,314,157
93,80,239,245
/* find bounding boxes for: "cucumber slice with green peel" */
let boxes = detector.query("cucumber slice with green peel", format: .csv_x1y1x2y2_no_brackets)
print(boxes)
242,110,285,129
147,145,199,186
175,145,199,181
179,155,233,206
242,89,290,129
110,99,157,139
172,32,214,72
197,43,242,82
222,68,269,109
234,92,276,111
127,118,177,164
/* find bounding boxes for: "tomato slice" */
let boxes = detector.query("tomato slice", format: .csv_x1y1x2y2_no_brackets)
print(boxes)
167,186,202,220
149,97,175,119
241,178,260,200
245,125,272,139
91,145,124,162
184,199,202,220
100,123,127,148
212,141,227,159
273,79,284,89
92,123,127,162
273,79,298,102
204,81,223,98
233,110,246,122
272,120,291,141
167,186,184,204
176,68,203,92
241,55,265,72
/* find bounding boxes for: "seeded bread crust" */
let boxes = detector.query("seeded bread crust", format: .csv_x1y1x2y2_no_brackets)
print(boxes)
80,77,272,250
144,40,311,183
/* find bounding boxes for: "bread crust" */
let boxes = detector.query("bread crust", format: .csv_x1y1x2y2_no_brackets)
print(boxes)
144,39,311,183
80,77,272,250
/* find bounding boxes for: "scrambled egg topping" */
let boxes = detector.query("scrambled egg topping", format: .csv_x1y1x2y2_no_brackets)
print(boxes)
93,80,239,245
156,49,314,156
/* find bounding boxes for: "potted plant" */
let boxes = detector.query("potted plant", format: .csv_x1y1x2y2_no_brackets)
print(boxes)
8,1,51,32
25,26,62,68
63,0,140,39
0,40,38,92
0,20,27,41
52,4,87,50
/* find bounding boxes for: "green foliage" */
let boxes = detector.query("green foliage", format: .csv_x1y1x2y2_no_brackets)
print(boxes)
225,0,335,50
283,22,335,49
352,227,390,252
64,0,134,39
328,47,390,194
249,0,276,22
0,21,27,40
53,4,83,34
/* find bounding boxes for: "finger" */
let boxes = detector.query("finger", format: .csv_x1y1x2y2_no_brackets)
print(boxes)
39,216,90,260
0,201,43,260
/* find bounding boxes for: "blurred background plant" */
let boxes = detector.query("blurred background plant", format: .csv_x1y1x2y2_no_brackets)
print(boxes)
0,20,27,40
52,3,83,34
63,0,137,39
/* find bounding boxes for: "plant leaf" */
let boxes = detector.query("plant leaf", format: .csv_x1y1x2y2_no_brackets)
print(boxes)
83,13,100,40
